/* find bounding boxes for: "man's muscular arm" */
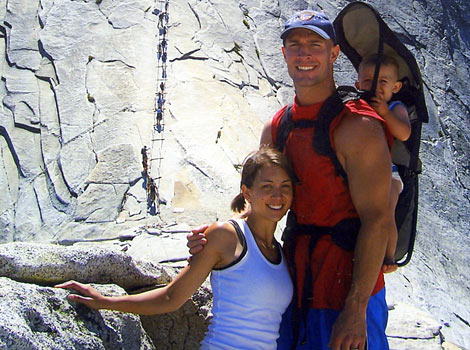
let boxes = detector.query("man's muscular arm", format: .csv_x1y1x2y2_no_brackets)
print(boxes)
260,119,273,146
329,113,391,350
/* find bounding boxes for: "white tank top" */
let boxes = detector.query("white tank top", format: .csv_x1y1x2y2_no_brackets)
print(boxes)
200,219,293,350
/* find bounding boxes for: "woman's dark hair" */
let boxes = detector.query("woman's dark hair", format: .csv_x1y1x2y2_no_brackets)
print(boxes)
230,146,296,212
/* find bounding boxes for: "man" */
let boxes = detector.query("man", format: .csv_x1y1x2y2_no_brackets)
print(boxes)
189,10,391,350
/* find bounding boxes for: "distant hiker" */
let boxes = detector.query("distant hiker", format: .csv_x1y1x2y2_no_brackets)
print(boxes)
158,13,165,28
56,147,295,350
157,93,164,107
356,54,412,274
157,109,163,123
160,82,165,92
148,177,157,208
188,9,392,350
141,146,148,176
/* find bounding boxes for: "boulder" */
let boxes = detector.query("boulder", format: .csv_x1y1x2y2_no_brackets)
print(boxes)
0,277,155,350
0,242,170,290
0,242,212,349
386,302,442,350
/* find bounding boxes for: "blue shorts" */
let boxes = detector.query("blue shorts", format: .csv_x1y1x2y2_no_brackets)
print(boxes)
392,164,404,192
277,288,389,350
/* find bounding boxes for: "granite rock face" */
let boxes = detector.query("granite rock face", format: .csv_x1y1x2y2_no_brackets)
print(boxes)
0,242,172,289
0,277,156,350
0,243,211,350
0,0,469,348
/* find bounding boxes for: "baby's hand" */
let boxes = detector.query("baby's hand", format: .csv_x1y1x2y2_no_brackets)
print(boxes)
382,259,398,274
369,96,389,116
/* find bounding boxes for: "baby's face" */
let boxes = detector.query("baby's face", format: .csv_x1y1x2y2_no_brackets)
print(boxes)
357,64,402,102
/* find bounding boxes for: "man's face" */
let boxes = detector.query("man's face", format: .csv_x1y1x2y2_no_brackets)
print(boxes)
282,29,339,89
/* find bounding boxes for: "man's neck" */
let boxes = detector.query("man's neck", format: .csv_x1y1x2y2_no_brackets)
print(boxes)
294,82,336,106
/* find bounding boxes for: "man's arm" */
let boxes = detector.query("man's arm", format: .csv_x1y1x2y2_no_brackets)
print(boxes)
260,119,273,146
329,113,391,350
187,225,208,254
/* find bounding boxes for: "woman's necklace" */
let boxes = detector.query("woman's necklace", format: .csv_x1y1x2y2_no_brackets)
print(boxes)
255,237,277,250
245,219,277,250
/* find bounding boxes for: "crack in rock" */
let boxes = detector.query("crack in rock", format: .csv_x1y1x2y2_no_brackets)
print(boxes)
170,48,208,62
187,2,201,29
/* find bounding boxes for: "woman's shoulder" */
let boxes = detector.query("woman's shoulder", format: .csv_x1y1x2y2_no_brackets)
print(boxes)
204,221,240,249
203,221,245,269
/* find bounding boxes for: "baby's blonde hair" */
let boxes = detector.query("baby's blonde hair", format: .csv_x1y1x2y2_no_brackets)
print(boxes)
359,54,400,78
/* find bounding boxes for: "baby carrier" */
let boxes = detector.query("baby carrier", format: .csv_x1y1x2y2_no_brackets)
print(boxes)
334,1,429,266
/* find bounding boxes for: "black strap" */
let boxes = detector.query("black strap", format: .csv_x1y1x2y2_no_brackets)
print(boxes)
299,234,320,345
313,90,348,180
213,220,247,271
283,213,300,350
275,86,364,182
274,106,293,153
283,212,361,348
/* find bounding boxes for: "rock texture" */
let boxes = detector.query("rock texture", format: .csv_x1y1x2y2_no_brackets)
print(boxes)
0,243,211,350
0,242,172,289
0,277,155,350
0,0,469,348
386,302,443,350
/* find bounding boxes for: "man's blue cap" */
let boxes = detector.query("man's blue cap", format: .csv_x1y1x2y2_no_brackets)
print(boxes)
280,10,337,44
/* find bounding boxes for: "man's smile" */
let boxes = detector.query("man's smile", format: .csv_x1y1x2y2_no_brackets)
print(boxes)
297,65,315,71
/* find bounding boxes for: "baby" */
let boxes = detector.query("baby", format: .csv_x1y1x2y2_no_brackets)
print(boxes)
356,54,412,273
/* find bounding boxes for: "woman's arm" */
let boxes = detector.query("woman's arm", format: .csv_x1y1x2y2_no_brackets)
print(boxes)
56,222,237,315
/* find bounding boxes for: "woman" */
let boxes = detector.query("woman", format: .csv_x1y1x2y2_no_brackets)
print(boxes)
56,146,295,349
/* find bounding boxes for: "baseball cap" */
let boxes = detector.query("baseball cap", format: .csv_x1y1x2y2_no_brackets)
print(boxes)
280,10,337,44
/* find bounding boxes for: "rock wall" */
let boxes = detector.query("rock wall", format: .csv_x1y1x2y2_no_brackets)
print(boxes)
0,0,158,241
0,0,469,348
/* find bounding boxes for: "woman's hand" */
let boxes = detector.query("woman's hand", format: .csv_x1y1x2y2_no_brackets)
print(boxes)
55,280,108,310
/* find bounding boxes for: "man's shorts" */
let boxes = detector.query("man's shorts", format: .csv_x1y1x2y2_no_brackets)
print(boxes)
392,164,404,193
277,288,389,350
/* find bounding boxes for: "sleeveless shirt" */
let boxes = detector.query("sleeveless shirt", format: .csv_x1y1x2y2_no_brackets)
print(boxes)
200,219,293,350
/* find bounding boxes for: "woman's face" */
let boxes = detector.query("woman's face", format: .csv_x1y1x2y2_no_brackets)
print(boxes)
243,164,293,223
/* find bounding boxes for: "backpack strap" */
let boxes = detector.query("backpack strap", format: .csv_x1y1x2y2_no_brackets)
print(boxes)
282,211,361,348
274,105,293,153
274,106,317,153
275,86,363,182
313,87,362,180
